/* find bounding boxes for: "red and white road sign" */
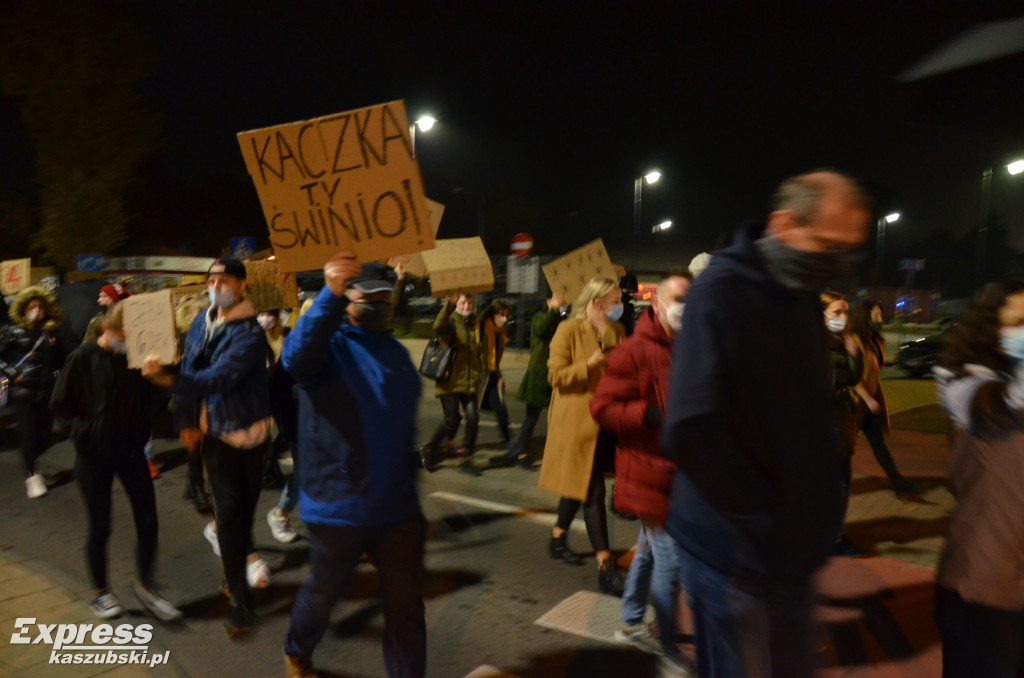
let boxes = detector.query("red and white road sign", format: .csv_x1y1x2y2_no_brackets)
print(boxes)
511,233,533,258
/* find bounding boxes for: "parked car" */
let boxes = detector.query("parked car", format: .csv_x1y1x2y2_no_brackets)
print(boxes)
896,328,952,377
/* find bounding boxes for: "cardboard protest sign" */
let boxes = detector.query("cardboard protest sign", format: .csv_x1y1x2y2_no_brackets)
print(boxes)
122,290,179,369
244,260,301,312
170,284,207,308
237,100,434,272
542,239,618,304
1,259,31,296
386,197,445,277
420,237,493,298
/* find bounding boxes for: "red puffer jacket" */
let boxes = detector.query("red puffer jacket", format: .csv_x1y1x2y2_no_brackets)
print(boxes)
590,307,676,523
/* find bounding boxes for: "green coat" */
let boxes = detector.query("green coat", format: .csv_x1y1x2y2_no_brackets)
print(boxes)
432,300,482,397
516,308,562,407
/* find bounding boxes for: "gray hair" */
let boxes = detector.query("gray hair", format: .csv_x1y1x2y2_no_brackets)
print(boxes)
771,170,868,225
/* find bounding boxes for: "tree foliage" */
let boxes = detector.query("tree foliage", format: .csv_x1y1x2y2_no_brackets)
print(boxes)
0,0,159,270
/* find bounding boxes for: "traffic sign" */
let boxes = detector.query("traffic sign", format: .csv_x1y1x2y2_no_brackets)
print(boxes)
511,233,533,258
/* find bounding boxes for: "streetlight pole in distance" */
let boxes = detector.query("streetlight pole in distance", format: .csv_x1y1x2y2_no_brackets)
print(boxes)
632,170,661,269
409,115,436,157
876,212,900,284
976,159,1024,289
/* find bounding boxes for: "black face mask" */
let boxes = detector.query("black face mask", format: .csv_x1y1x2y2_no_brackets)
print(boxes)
754,236,865,294
351,302,392,333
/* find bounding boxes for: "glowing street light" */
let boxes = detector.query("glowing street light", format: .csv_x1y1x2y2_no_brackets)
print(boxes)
876,211,900,282
651,220,672,233
409,115,437,157
885,212,901,224
1008,160,1024,176
632,169,663,268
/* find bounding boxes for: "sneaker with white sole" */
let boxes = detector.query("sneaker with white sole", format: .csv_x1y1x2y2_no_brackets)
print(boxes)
134,582,183,622
267,508,298,543
203,521,221,557
25,473,47,499
89,592,123,619
614,621,662,654
247,558,271,589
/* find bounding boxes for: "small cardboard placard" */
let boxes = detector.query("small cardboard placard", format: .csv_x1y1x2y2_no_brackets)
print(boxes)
386,197,445,277
420,237,494,298
1,259,31,296
244,260,301,312
122,290,179,369
237,99,434,272
542,239,618,304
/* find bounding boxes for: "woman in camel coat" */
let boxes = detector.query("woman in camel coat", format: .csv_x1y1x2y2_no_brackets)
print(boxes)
539,276,626,595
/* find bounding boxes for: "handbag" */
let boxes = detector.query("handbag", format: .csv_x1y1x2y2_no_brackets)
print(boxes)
418,334,456,382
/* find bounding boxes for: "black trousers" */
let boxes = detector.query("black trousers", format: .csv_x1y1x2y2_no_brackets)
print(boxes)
480,372,510,442
12,398,51,477
74,445,158,591
428,393,479,453
203,436,267,607
285,516,426,677
935,585,1024,677
555,432,614,553
860,410,909,487
515,403,544,459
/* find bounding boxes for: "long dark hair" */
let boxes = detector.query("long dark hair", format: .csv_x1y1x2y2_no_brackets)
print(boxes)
940,279,1024,374
851,300,884,363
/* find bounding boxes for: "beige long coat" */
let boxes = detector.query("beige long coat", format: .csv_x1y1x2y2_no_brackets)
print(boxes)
538,317,624,501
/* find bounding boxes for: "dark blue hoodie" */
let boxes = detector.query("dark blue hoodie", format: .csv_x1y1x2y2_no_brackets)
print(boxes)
661,222,844,584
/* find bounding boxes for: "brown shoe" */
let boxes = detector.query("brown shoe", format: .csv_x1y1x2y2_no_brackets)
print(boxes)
285,653,315,677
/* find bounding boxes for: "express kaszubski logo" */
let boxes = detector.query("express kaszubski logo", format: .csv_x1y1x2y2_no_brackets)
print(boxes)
10,618,170,667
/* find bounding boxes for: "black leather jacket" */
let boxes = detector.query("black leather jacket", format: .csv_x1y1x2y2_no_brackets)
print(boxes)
0,323,62,403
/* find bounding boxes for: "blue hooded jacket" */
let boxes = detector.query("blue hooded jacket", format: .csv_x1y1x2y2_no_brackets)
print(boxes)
282,286,421,528
173,300,271,438
661,222,845,584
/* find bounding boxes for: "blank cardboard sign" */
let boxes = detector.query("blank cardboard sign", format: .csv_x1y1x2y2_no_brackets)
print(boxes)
420,237,494,297
244,260,301,312
541,239,618,304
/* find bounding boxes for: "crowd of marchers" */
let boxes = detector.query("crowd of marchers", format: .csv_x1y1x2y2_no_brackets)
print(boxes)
1,170,1022,678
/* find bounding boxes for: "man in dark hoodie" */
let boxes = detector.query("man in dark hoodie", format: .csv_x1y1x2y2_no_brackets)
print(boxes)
661,171,870,677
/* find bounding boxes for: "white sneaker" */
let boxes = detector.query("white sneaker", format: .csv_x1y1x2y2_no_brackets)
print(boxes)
25,473,47,499
134,582,183,622
247,558,271,589
614,622,661,654
89,592,123,619
267,508,298,543
203,521,220,557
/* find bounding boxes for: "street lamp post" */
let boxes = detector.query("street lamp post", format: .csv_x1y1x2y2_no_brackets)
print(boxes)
975,160,1024,289
409,115,436,157
876,212,900,284
632,170,661,269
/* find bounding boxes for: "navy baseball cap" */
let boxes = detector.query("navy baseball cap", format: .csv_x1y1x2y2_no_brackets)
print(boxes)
209,257,247,279
349,262,397,294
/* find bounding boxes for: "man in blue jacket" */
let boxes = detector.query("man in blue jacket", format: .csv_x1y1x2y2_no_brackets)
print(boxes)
661,171,870,677
282,253,424,678
143,256,273,636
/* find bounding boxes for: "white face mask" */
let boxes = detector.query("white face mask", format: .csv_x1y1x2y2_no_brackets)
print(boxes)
663,301,685,332
494,315,507,328
208,288,236,310
455,308,472,317
826,316,847,334
257,315,276,331
1000,325,1024,361
25,308,43,324
106,337,127,355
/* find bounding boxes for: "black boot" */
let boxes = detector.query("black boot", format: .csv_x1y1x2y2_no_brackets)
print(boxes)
598,560,626,597
548,534,582,565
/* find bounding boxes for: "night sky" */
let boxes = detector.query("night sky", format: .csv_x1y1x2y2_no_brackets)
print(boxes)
2,0,1024,275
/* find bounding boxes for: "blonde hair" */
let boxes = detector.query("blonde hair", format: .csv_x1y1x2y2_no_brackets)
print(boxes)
571,276,619,319
820,290,846,311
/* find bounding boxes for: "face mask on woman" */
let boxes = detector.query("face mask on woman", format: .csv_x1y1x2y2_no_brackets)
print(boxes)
257,314,277,332
494,315,507,328
826,316,847,334
25,308,43,324
106,337,127,355
1000,325,1024,361
606,303,624,322
455,308,472,318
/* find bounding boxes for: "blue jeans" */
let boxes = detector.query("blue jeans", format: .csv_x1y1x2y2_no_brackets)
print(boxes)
674,543,816,678
621,525,680,656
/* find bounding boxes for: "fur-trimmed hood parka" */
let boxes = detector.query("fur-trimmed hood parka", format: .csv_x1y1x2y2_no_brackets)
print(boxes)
1,286,64,403
8,286,63,332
